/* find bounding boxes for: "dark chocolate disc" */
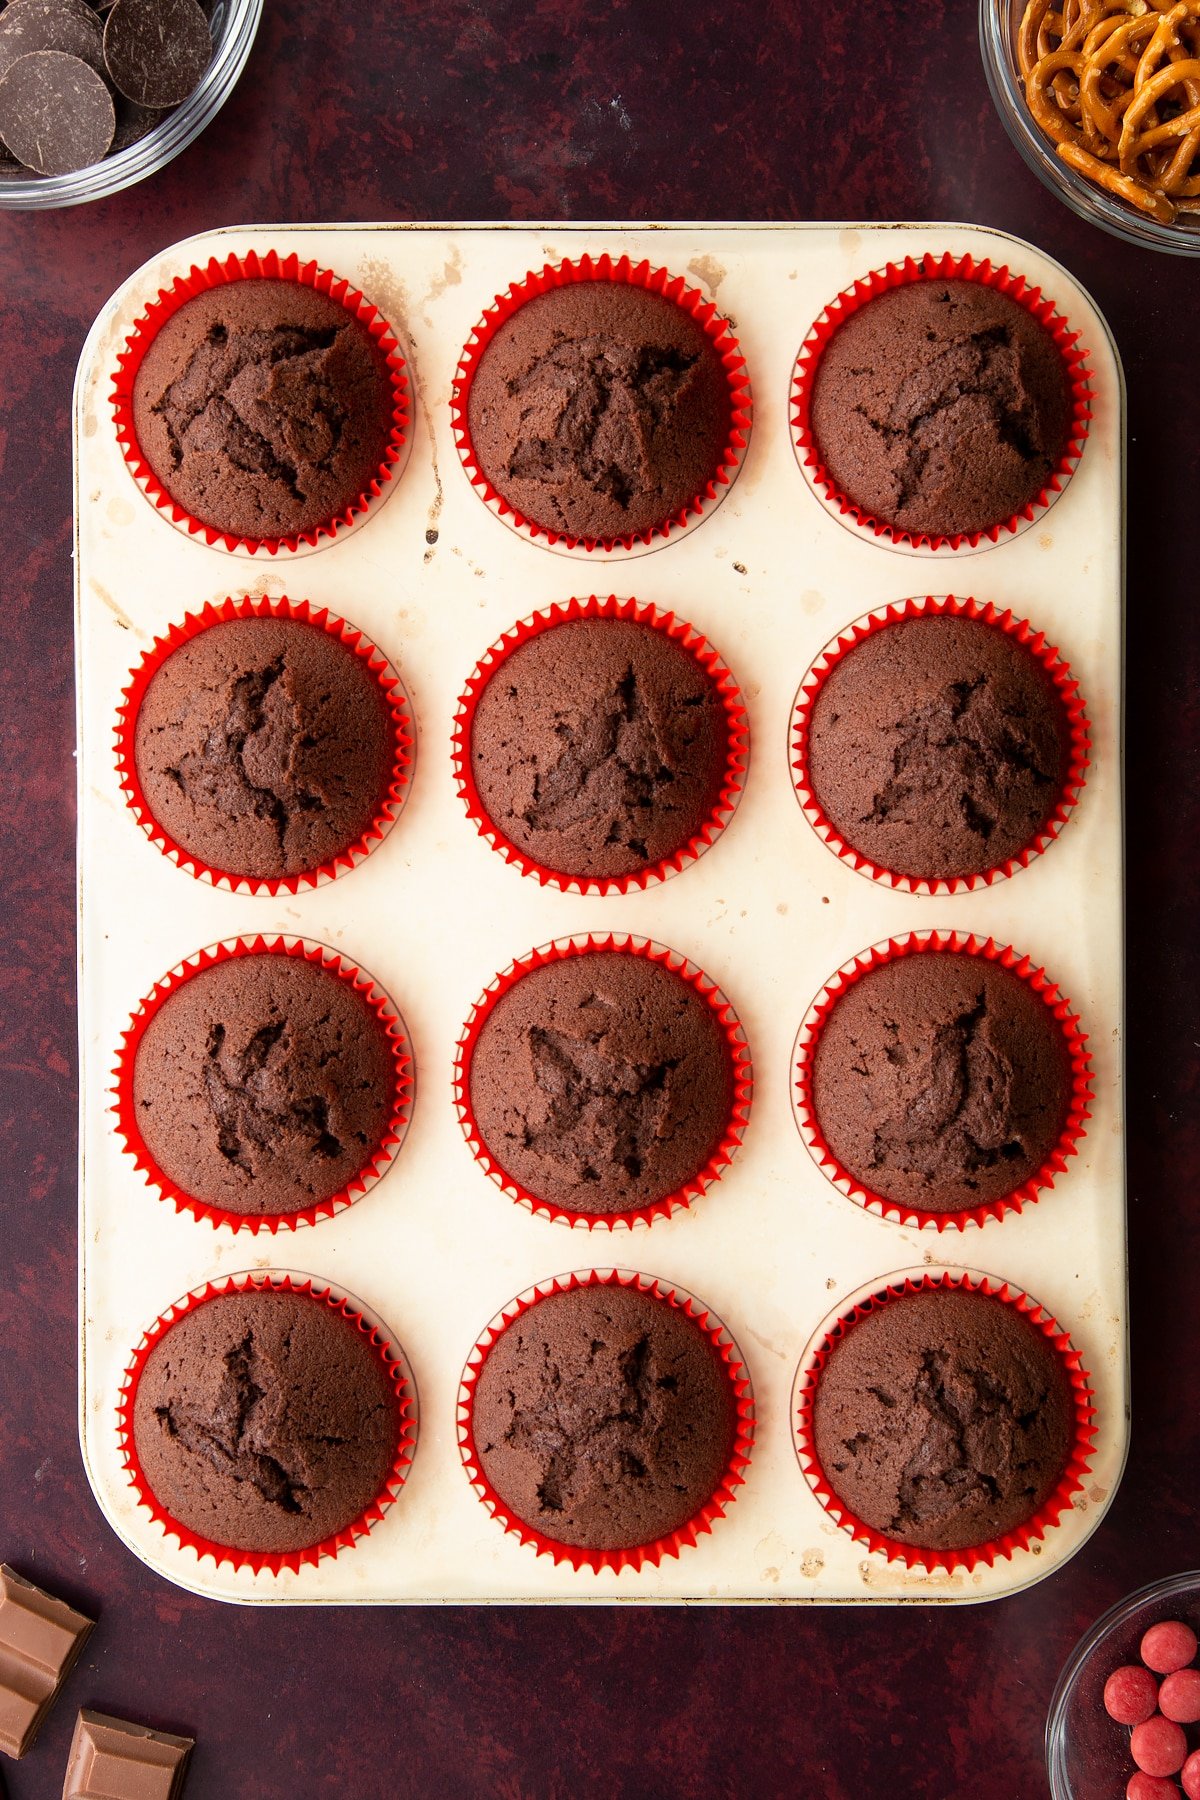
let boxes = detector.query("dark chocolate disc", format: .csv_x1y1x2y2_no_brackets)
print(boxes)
0,0,105,79
0,47,114,172
102,0,210,107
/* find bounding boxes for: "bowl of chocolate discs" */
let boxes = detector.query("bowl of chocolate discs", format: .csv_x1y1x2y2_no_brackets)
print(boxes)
0,0,261,208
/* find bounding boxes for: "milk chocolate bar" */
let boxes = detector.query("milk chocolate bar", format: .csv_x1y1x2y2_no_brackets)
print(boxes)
0,1565,94,1758
64,1710,193,1799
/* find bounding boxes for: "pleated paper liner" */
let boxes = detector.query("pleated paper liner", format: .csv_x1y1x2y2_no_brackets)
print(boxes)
452,595,749,896
790,251,1094,555
792,1268,1096,1575
790,594,1091,895
117,1271,417,1577
792,930,1093,1232
115,595,414,896
112,935,414,1234
457,1267,755,1574
110,248,411,557
453,933,754,1231
450,252,753,555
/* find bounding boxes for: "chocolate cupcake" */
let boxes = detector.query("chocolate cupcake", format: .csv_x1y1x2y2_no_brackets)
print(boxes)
811,1286,1074,1552
130,277,398,542
805,612,1074,883
465,947,737,1217
465,280,733,542
810,949,1073,1212
471,1281,738,1552
131,1285,403,1555
809,277,1074,539
132,613,399,883
130,950,399,1218
468,613,734,884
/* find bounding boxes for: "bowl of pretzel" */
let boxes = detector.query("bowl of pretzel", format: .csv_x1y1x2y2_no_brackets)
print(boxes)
981,0,1200,253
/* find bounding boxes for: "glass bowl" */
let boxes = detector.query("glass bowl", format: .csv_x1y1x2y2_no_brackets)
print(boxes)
980,0,1200,256
0,0,261,211
1047,1570,1200,1798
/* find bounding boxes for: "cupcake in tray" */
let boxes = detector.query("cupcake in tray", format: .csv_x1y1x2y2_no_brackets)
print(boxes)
792,598,1089,891
113,250,409,553
120,1275,415,1571
114,938,413,1232
455,936,752,1229
455,597,747,894
795,933,1091,1229
792,253,1092,550
796,1274,1094,1569
453,254,751,551
119,599,411,892
458,1270,754,1571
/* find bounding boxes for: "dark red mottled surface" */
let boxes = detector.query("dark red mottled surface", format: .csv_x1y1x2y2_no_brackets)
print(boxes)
0,2,1196,1795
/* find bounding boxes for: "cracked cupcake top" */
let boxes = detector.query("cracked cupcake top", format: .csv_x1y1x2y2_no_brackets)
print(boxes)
133,1287,400,1554
809,278,1073,538
812,1288,1073,1551
469,616,730,882
132,953,396,1216
466,282,732,540
467,950,734,1216
133,616,396,882
806,614,1071,882
810,951,1071,1212
131,278,396,541
473,1283,736,1551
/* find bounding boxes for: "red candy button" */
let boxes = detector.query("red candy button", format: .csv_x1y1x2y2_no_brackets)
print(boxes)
1128,1774,1183,1800
1182,1749,1200,1800
1160,1669,1200,1724
1107,1665,1162,1725
1132,1716,1188,1778
1142,1622,1199,1675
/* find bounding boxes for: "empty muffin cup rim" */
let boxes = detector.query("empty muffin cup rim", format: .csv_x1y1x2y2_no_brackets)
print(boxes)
117,1269,417,1576
789,593,1091,894
452,593,749,896
451,251,753,553
453,932,753,1231
792,1266,1096,1574
110,247,411,557
789,250,1093,554
115,594,414,896
456,1265,755,1573
111,933,415,1235
791,929,1093,1231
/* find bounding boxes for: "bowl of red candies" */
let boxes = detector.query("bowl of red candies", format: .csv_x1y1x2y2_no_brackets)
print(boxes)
1048,1573,1200,1799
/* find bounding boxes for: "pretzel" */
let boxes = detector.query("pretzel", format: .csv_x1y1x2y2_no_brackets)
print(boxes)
1019,0,1200,222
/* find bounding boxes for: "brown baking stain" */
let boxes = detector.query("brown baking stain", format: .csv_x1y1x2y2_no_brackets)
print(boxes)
421,247,463,312
89,579,135,634
686,253,727,296
357,258,410,339
800,1550,825,1578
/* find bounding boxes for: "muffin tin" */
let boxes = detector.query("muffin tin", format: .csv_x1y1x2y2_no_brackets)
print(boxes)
74,223,1126,1605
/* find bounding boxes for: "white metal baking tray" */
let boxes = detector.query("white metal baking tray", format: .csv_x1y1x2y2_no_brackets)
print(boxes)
75,222,1126,1604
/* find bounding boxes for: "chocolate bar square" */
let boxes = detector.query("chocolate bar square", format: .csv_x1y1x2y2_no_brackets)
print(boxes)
64,1709,193,1799
0,1565,94,1758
